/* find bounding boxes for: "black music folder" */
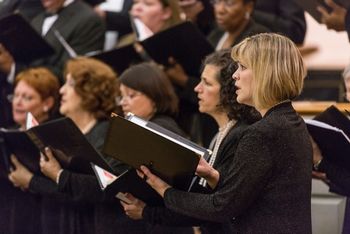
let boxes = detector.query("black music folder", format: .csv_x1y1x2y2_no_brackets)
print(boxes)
140,21,214,76
92,164,163,206
0,14,55,63
295,0,350,23
102,113,211,191
306,105,350,171
92,44,143,75
0,118,112,174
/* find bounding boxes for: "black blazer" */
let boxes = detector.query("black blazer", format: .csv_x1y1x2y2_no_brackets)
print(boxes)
30,0,105,81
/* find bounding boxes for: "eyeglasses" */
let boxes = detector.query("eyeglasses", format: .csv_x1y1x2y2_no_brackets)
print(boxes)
211,0,236,7
116,92,143,105
8,93,34,103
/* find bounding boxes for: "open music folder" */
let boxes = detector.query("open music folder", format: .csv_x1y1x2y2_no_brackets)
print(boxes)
102,113,211,191
92,164,163,205
0,117,112,174
0,13,55,63
306,105,350,171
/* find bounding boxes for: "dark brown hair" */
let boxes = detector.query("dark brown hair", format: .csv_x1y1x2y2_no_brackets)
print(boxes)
203,49,260,123
119,62,178,116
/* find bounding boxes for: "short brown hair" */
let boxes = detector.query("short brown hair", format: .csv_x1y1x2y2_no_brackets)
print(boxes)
15,67,60,116
231,33,306,109
64,57,120,120
119,62,178,116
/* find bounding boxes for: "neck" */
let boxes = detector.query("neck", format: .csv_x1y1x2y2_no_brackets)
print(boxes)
68,111,96,134
257,100,290,117
212,112,230,129
227,19,249,42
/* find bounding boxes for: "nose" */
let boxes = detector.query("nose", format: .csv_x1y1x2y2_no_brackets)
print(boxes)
232,70,239,80
194,82,203,93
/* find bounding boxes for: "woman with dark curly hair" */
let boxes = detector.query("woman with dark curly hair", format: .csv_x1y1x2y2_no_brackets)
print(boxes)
120,50,260,233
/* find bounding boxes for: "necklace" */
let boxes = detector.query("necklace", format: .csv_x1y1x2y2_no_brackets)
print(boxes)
199,119,236,186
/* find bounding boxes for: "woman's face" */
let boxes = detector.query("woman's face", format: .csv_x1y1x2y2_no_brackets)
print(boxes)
12,80,50,127
59,74,83,117
214,0,250,32
119,84,156,120
130,0,171,33
194,65,221,116
232,62,254,106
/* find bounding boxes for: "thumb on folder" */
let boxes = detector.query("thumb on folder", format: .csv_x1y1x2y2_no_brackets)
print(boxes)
8,154,33,189
40,147,62,182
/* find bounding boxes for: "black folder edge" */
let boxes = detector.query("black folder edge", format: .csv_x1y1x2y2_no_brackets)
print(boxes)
0,14,55,62
91,163,163,205
139,21,213,76
102,114,207,191
1,117,113,175
306,105,350,171
0,129,41,173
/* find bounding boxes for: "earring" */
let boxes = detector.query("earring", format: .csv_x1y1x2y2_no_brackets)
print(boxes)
245,12,250,20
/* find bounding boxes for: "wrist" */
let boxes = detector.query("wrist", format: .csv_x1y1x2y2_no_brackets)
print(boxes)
313,159,323,171
54,169,63,184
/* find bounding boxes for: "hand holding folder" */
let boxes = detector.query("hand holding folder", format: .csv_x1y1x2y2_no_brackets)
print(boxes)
92,21,213,75
306,105,350,171
0,117,112,174
102,113,211,191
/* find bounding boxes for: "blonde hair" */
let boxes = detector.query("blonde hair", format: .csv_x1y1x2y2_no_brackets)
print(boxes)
231,33,306,109
160,0,182,30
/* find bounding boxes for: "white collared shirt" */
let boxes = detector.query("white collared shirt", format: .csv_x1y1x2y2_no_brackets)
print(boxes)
41,0,75,36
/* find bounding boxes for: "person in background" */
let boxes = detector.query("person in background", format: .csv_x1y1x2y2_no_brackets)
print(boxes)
253,0,306,44
94,0,133,38
0,67,59,234
118,62,186,137
134,33,313,234
311,65,350,234
317,0,350,40
117,0,182,46
179,0,215,36
121,50,260,233
207,0,269,50
0,0,106,82
8,57,122,234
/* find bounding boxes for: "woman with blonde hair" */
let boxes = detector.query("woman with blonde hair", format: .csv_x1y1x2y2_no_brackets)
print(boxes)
134,33,313,234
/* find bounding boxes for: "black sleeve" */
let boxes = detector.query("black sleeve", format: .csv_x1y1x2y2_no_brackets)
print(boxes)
163,130,274,222
142,205,208,226
253,0,306,44
29,175,69,199
57,169,110,202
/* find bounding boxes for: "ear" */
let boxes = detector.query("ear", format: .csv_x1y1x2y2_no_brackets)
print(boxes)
43,96,55,112
245,2,254,15
161,7,172,21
